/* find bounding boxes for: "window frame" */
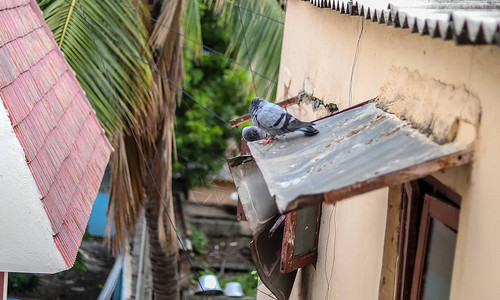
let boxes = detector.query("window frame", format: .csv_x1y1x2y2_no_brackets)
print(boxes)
280,204,322,273
410,194,460,300
395,176,461,300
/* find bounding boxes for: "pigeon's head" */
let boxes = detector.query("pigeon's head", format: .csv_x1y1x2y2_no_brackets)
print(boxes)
242,126,266,142
249,97,265,115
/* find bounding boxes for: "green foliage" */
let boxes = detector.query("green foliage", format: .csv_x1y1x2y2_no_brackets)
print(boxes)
8,273,39,293
175,3,252,187
37,0,152,135
72,252,88,274
82,230,91,241
214,0,285,100
183,0,203,58
236,269,258,296
56,252,87,279
191,226,209,255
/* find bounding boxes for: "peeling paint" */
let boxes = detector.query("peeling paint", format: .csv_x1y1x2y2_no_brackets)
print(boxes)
295,90,339,115
377,67,481,146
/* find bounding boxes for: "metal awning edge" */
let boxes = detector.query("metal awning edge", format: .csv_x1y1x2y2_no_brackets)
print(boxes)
329,149,469,202
277,149,470,212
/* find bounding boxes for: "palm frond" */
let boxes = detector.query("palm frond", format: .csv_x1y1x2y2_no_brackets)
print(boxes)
38,0,155,251
183,0,203,58
211,0,284,101
38,0,153,134
108,132,145,252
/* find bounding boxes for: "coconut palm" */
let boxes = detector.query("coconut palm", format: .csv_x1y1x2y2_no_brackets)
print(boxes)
38,0,183,298
37,0,284,299
212,0,285,100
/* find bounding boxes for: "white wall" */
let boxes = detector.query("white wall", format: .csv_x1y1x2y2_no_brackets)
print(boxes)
0,98,66,273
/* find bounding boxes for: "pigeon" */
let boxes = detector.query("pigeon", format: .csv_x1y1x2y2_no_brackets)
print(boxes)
242,126,267,142
249,97,319,144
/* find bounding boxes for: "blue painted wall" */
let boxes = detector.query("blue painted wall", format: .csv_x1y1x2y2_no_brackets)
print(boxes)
87,193,114,236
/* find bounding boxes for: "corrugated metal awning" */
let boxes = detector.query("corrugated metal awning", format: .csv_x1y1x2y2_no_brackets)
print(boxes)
229,100,470,219
305,0,500,46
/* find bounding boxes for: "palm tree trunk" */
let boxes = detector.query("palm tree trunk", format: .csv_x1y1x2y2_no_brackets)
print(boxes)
144,185,179,300
141,0,184,298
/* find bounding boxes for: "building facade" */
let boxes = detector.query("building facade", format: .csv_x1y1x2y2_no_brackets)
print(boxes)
254,0,500,299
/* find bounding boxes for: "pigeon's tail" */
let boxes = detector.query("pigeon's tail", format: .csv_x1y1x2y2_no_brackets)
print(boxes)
289,119,319,136
298,124,319,136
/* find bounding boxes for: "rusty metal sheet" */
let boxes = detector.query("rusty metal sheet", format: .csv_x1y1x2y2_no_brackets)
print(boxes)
246,101,469,213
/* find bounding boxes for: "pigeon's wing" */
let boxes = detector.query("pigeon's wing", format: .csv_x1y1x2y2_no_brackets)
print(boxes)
254,103,296,134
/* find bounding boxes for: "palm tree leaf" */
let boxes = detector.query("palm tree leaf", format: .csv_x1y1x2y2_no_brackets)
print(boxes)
38,0,154,252
183,0,203,58
38,0,153,134
211,0,284,100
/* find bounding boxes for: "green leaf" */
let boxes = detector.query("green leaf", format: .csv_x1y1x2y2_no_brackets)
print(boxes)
37,0,153,135
212,0,284,101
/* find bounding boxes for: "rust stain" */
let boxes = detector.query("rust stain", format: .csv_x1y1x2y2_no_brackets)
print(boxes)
346,124,368,138
370,113,387,125
378,126,401,138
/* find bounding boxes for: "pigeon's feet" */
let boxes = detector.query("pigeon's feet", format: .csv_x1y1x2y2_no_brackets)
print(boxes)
259,136,277,145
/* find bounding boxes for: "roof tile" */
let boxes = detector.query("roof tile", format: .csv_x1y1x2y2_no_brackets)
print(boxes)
1,0,112,270
0,10,14,42
0,47,17,87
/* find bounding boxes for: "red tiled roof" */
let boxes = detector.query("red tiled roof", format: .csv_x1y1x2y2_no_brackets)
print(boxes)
0,0,112,268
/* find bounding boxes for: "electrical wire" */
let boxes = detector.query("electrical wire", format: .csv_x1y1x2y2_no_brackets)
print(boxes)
348,18,364,107
324,203,337,300
258,287,278,299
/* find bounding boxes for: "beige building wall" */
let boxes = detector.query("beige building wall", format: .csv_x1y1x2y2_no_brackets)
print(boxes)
270,0,500,299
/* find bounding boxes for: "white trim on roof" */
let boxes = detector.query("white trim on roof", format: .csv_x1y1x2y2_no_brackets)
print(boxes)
304,0,500,45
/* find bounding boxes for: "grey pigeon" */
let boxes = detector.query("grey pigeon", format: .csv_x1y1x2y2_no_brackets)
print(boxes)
242,126,267,142
249,97,319,144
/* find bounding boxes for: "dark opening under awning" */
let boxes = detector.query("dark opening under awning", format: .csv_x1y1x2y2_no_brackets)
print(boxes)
229,100,470,231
